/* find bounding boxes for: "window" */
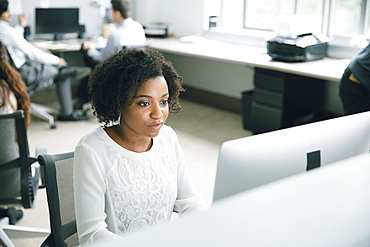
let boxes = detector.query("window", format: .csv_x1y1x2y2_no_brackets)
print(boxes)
217,0,370,40
221,0,244,28
244,0,296,30
331,0,362,34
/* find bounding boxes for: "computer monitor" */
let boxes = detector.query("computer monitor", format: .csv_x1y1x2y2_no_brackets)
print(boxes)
35,8,80,40
110,153,370,246
213,111,370,202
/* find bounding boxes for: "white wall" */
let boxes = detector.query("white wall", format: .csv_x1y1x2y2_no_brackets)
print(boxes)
20,0,103,37
19,0,205,38
133,0,205,37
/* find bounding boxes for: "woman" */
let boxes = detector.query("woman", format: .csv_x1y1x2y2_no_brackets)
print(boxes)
0,41,30,124
0,41,31,225
74,48,207,245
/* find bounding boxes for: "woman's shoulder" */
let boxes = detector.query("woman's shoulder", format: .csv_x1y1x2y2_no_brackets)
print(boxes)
76,126,108,148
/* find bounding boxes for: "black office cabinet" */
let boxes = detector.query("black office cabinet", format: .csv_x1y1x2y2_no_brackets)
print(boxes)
245,68,326,134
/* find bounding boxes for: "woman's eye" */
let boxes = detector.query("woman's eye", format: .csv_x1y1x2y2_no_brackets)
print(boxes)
161,99,169,105
138,102,150,107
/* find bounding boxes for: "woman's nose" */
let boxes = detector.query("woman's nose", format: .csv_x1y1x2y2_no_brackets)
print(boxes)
150,104,163,119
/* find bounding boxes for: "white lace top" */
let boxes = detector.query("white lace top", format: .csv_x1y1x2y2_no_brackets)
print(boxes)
74,126,207,245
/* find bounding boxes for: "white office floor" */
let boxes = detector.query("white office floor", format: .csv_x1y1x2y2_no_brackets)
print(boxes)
10,96,251,247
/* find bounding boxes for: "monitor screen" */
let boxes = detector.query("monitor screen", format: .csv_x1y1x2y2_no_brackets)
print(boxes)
35,8,80,35
213,111,370,202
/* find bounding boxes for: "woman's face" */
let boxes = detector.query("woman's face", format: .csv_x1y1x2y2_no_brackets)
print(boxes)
119,76,169,140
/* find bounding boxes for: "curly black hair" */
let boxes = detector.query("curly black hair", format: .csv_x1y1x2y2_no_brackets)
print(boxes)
88,48,184,126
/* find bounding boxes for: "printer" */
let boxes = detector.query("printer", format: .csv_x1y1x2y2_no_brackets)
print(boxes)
267,33,329,62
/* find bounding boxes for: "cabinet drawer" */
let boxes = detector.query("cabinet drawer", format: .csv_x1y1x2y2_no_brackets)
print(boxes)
254,70,285,92
253,88,283,108
251,102,282,134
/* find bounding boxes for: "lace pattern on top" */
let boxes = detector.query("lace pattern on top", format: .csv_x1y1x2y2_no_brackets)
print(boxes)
106,149,177,236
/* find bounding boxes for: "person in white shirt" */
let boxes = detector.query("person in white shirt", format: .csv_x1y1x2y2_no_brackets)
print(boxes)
82,0,146,64
0,0,90,121
76,0,146,108
74,48,208,245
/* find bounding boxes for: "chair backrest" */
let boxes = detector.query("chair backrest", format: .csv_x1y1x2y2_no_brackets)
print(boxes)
0,110,38,208
38,152,78,247
3,43,53,94
3,44,17,69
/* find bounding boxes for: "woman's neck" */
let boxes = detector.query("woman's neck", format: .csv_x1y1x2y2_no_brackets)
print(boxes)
105,125,152,153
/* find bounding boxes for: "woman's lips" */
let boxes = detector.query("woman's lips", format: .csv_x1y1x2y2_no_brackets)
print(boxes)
149,122,163,130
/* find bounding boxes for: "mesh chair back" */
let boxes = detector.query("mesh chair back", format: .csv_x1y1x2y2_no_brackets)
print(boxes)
55,157,78,246
0,116,19,163
39,152,78,247
0,111,37,208
4,44,17,69
0,115,21,201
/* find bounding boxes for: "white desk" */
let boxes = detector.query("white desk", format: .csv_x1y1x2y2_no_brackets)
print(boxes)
32,39,83,52
32,38,107,52
108,153,370,246
149,38,350,83
32,38,107,67
33,37,350,83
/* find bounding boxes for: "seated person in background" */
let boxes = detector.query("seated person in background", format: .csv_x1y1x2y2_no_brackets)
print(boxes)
82,0,146,65
0,0,90,121
339,43,370,115
0,41,31,225
74,49,207,245
76,0,146,108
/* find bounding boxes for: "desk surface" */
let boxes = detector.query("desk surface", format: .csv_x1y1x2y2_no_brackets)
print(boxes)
32,39,83,52
32,38,107,52
33,37,351,82
149,38,350,82
108,153,370,246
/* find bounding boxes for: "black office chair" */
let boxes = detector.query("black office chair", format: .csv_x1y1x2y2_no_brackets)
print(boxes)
38,152,78,247
4,45,58,129
0,110,49,247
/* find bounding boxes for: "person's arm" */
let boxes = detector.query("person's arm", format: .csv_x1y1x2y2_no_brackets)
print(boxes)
175,156,209,214
169,129,208,214
6,16,60,66
87,34,121,62
18,14,27,28
74,143,123,245
12,13,27,33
